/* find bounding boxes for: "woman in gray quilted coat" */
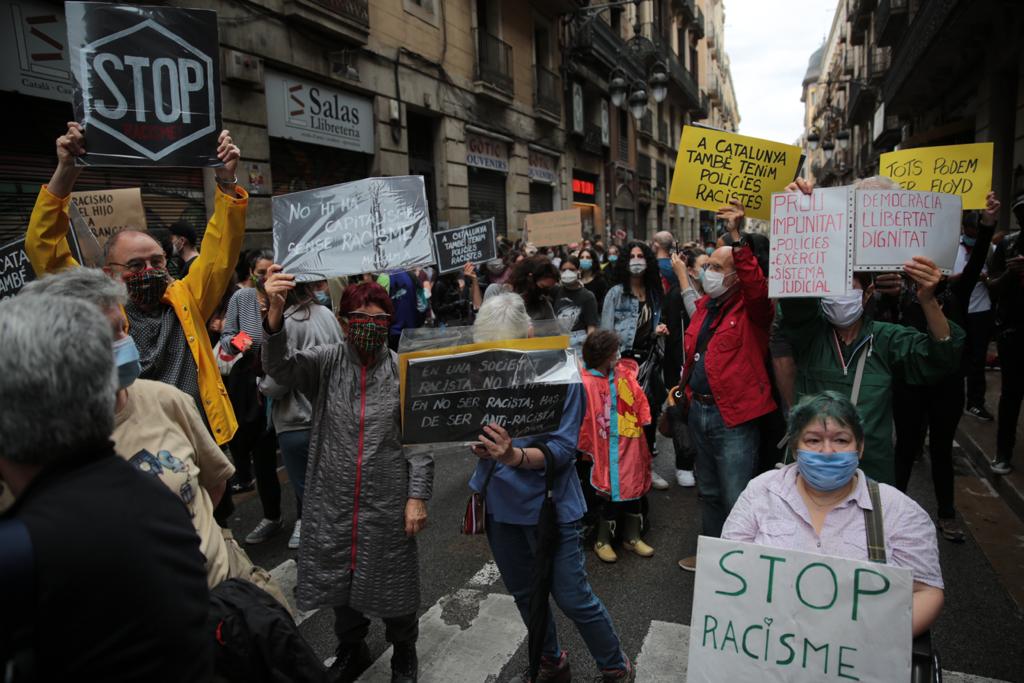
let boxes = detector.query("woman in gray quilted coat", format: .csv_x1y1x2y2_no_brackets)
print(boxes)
262,266,433,683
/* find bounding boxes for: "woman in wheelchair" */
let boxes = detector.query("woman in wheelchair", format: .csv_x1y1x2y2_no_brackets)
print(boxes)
722,391,944,637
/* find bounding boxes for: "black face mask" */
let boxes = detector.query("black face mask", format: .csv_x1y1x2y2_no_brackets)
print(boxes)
124,268,170,307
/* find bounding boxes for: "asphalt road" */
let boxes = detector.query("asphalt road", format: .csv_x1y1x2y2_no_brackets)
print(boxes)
233,435,1024,682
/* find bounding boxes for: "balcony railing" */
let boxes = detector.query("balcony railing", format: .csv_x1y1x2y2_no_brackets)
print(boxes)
667,51,701,109
310,0,368,25
847,80,875,126
569,14,625,74
876,0,909,47
694,92,710,119
638,153,653,181
692,8,705,39
283,0,369,43
534,65,561,119
658,119,669,144
474,30,513,95
850,0,873,46
870,47,891,78
672,0,696,23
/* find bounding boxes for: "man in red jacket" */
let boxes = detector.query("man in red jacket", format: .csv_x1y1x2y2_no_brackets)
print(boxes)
677,200,776,572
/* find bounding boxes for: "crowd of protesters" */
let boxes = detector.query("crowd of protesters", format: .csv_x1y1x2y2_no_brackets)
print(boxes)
2,120,1023,683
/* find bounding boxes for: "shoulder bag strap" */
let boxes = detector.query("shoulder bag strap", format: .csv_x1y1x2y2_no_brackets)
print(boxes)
680,294,741,389
862,478,887,563
850,347,868,407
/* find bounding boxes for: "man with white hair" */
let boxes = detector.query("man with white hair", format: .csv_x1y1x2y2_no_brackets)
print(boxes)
0,294,211,682
468,293,632,681
652,229,678,290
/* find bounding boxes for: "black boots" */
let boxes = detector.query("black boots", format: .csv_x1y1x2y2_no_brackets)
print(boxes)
328,640,372,683
390,640,418,683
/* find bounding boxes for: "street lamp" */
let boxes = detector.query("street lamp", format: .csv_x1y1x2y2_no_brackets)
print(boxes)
628,84,649,121
609,68,629,108
807,130,820,151
649,61,669,103
822,139,835,161
836,129,850,151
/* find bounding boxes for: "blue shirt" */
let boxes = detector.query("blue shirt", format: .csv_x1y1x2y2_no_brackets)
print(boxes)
469,383,586,525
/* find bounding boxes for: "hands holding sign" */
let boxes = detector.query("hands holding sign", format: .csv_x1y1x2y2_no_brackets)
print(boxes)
262,264,295,333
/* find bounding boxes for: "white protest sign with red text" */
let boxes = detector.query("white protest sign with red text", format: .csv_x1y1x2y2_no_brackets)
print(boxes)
854,189,962,274
769,188,851,298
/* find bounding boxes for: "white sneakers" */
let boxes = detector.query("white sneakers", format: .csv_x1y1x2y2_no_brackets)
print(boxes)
675,469,695,487
650,468,671,491
288,519,302,549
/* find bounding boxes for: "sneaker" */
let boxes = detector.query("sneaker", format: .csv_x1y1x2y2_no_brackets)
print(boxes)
650,469,670,491
288,519,302,549
328,640,372,683
230,477,256,494
390,640,418,683
990,458,1013,475
677,555,697,572
245,517,282,544
675,469,696,487
965,405,995,421
937,518,966,544
593,654,632,681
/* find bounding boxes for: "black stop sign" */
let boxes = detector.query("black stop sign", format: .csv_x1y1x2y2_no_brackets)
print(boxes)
67,2,222,168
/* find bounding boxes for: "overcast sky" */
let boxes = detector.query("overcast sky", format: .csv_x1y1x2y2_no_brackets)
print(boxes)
723,0,838,145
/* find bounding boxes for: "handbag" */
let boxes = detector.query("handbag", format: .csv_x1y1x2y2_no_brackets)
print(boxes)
461,461,496,535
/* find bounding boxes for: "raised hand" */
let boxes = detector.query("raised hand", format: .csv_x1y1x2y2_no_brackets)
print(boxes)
215,130,240,181
904,256,942,302
716,198,746,237
56,122,85,166
784,177,815,195
262,264,295,332
980,191,1001,226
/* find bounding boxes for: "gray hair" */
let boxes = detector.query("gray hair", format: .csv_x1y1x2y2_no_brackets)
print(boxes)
473,292,530,342
21,267,127,312
0,294,116,465
853,175,900,191
652,231,675,250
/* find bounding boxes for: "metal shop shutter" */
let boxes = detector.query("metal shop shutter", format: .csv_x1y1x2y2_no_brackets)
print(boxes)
468,167,507,237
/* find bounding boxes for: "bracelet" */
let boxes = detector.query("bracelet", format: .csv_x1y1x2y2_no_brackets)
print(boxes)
216,175,238,187
516,447,526,467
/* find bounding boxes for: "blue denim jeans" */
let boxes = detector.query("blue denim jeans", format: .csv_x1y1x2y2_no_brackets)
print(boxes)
688,399,760,538
486,518,626,672
277,429,310,519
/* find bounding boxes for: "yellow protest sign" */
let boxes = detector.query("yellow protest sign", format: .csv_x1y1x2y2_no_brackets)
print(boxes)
669,126,803,220
879,142,993,209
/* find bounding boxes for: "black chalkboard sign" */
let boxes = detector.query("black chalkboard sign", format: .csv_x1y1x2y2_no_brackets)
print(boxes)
432,218,497,274
0,239,37,301
403,347,571,443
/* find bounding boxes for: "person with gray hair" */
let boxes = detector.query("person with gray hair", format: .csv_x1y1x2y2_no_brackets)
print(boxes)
652,229,679,290
467,295,632,682
20,267,241,589
0,294,213,683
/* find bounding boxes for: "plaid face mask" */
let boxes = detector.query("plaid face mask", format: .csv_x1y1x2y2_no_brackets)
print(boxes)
347,315,389,352
123,268,170,307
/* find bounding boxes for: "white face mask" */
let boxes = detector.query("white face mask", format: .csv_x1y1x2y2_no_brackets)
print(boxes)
628,258,647,275
821,290,865,328
701,268,734,299
560,269,579,285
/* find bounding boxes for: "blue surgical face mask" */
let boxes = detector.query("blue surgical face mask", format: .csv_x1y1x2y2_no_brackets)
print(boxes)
796,449,860,492
579,258,593,271
962,235,977,247
113,335,141,389
314,290,331,307
608,254,619,263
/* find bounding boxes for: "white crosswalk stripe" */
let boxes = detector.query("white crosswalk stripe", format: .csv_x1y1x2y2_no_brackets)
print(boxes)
267,558,1011,683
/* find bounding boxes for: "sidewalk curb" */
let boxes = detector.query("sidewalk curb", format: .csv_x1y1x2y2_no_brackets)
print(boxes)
955,425,1024,524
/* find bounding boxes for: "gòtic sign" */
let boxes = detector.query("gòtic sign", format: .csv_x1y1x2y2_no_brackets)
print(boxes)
264,70,374,154
688,537,912,683
66,2,222,167
466,133,508,172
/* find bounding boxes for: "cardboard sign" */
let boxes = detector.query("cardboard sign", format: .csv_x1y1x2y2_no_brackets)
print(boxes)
525,208,582,247
67,2,222,167
670,126,803,220
70,188,147,247
769,188,852,298
855,189,962,273
433,218,497,274
272,176,434,281
0,238,37,301
401,344,578,444
879,143,993,210
688,536,912,683
769,186,962,296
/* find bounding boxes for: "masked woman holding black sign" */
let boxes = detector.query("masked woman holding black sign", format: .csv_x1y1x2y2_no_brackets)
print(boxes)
261,265,433,683
722,391,945,637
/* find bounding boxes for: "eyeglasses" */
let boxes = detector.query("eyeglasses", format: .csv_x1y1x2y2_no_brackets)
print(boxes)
108,255,167,274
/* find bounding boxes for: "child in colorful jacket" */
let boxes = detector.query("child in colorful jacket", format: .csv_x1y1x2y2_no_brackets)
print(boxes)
578,329,655,562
